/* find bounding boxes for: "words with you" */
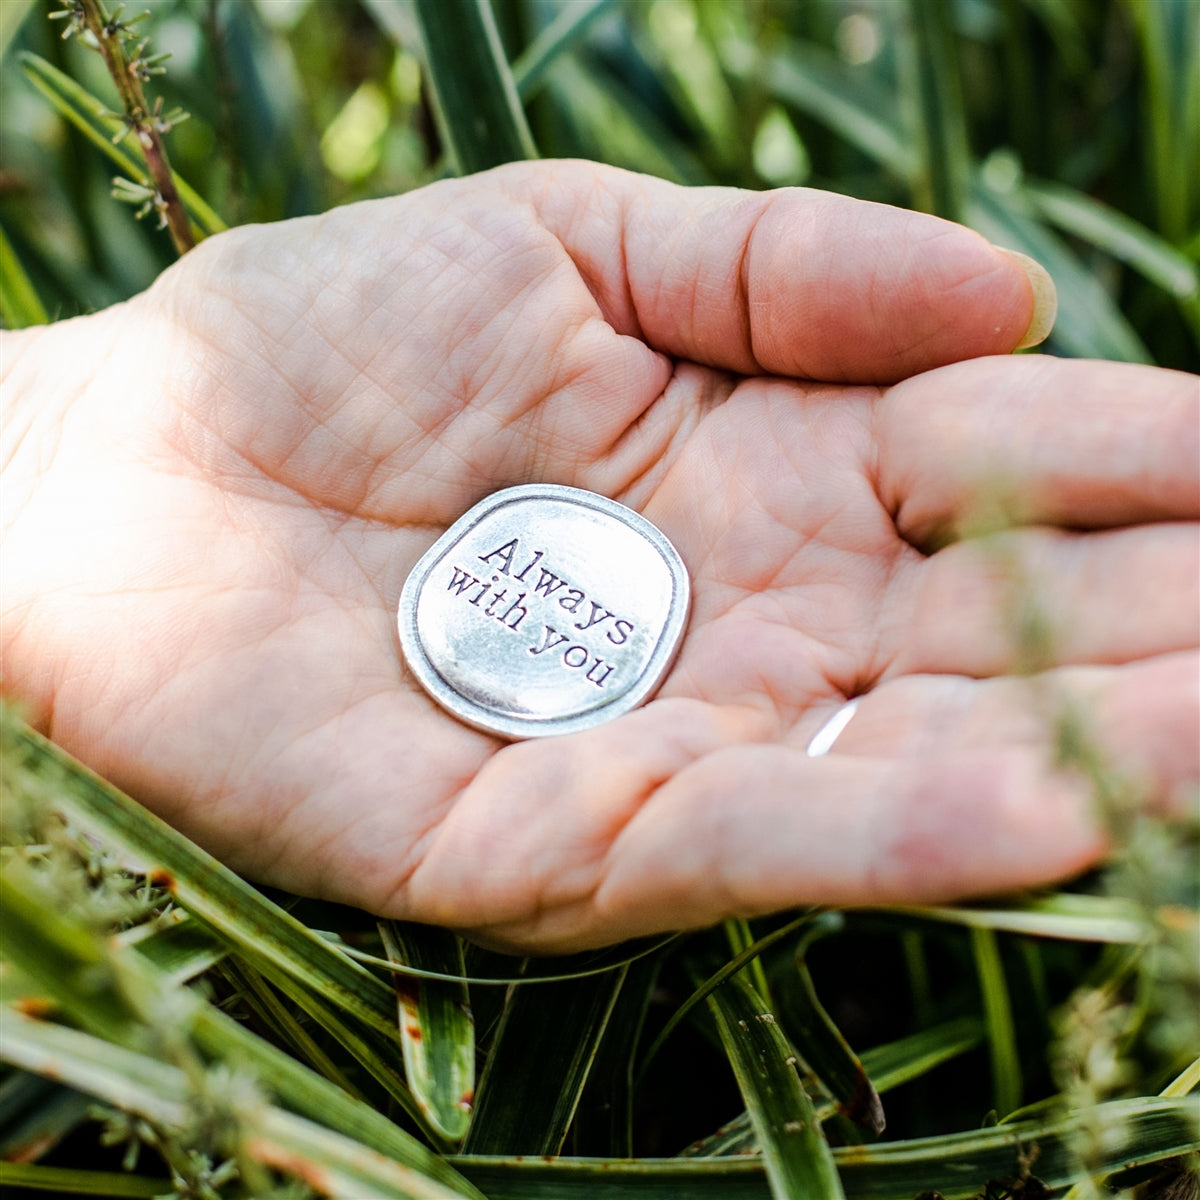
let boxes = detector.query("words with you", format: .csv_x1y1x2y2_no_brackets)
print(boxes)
442,537,637,688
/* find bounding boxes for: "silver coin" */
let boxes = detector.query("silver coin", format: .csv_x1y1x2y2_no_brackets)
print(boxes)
398,484,690,740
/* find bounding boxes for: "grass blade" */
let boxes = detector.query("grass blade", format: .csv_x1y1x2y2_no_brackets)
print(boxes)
0,1010,470,1200
0,222,48,328
220,957,365,1099
969,182,1152,362
1023,178,1200,300
858,1017,985,1096
381,922,476,1146
254,955,432,1131
1,865,145,1046
885,893,1153,942
637,911,816,1083
0,0,35,62
1163,1056,1200,1098
18,52,226,238
0,855,484,1198
682,1018,984,1158
904,0,971,220
972,928,1022,1118
542,55,709,185
451,1097,1200,1197
119,912,227,984
1128,0,1200,244
463,967,628,1155
753,41,916,181
0,1075,91,1164
791,934,885,1135
2,709,459,1143
0,1162,167,1197
335,931,674,986
572,952,662,1156
512,0,620,101
413,0,536,173
3,711,399,1045
725,918,775,1008
706,971,845,1200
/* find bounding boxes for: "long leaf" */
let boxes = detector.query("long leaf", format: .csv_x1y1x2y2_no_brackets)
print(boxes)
18,52,226,238
0,0,34,61
972,927,1022,1118
859,1017,985,1096
681,1018,985,1158
451,1097,1200,1197
0,866,146,1047
572,951,662,1156
0,857,484,1198
336,932,674,986
2,712,400,1046
637,911,816,1083
120,911,227,984
969,182,1152,362
253,953,433,1132
0,1162,167,1197
463,967,628,1155
0,1073,91,1164
791,936,885,1135
752,41,916,181
1023,178,1200,300
542,55,710,185
412,0,536,173
1163,1056,1200,1098
512,0,620,101
220,957,364,1100
0,221,48,328
1128,0,1200,244
0,1010,470,1200
706,971,845,1200
381,921,475,1146
886,893,1153,943
904,0,971,220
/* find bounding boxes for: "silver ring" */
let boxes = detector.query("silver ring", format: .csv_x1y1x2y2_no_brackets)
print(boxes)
805,698,861,757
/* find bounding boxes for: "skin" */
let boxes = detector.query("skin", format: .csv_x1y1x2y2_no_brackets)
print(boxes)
2,161,1197,952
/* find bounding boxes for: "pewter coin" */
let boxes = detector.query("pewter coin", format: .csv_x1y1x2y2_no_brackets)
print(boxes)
398,484,690,739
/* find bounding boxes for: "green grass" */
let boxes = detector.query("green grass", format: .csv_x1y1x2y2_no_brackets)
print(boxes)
1,1,1197,1196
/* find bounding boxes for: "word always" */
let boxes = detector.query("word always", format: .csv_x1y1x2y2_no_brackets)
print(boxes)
475,537,634,645
441,535,638,690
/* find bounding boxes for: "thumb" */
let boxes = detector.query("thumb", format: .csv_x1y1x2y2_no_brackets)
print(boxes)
507,160,1054,384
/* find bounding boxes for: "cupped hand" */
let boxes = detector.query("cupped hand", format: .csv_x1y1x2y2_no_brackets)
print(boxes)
3,161,1195,952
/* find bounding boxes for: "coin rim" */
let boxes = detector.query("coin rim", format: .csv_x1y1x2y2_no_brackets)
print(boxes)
398,484,690,740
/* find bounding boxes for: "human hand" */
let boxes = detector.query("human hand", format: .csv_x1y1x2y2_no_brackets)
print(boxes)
3,161,1194,952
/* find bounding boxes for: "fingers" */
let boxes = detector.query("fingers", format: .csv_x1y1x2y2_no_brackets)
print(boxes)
394,699,768,935
394,654,1196,952
887,523,1199,678
595,654,1196,940
876,356,1200,546
506,161,1043,384
593,748,1105,939
812,652,1199,799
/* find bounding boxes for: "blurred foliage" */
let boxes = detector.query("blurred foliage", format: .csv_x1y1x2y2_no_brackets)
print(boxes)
1,2,1198,1197
1,0,1197,366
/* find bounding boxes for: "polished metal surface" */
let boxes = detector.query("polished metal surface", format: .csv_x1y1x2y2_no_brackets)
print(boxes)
398,484,690,739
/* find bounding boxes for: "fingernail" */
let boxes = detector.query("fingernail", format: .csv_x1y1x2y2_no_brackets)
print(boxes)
997,248,1057,350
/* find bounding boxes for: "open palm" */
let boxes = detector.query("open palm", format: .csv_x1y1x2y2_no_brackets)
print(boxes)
5,161,1195,951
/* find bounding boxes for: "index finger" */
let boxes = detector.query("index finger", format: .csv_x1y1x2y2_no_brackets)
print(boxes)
499,161,1047,384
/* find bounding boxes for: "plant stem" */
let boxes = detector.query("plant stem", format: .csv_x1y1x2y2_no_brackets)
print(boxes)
77,0,194,254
